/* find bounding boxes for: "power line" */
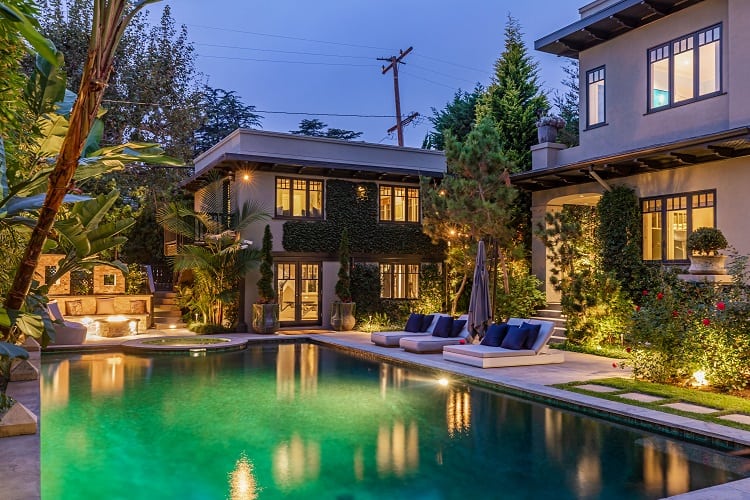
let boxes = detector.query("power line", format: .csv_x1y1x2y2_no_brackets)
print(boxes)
408,62,482,86
188,23,394,51
411,53,489,74
196,54,372,67
101,99,403,118
400,71,459,90
195,42,376,60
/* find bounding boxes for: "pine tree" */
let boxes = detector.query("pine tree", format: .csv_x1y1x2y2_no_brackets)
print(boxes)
425,84,483,150
554,60,580,147
475,15,547,172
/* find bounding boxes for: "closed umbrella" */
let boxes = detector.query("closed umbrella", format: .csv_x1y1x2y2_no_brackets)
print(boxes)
468,240,492,340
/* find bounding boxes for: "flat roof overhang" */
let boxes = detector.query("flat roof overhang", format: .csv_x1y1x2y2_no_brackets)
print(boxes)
535,0,704,58
511,127,750,191
182,152,442,192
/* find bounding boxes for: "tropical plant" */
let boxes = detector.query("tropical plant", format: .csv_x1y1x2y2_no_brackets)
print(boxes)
4,0,164,324
125,262,146,294
157,196,268,326
256,224,275,304
687,227,728,256
335,228,352,302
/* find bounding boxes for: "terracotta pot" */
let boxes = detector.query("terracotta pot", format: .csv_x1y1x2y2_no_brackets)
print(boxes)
251,303,279,334
688,255,727,275
330,302,356,331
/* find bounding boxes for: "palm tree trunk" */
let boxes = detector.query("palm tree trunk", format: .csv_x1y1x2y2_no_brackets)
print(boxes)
3,1,155,315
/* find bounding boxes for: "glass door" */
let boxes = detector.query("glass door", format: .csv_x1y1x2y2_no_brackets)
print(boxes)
276,262,321,325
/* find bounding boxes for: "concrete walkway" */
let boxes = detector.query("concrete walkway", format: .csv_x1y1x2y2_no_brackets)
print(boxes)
3,328,750,499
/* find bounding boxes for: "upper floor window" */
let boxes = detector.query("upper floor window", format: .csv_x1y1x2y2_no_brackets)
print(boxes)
586,66,606,128
379,185,419,222
649,25,721,111
380,263,419,299
275,177,323,218
642,190,715,262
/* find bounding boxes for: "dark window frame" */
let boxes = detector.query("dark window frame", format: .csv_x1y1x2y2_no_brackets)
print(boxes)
647,24,723,113
378,184,420,223
274,176,325,219
379,262,420,299
641,189,717,263
585,66,607,130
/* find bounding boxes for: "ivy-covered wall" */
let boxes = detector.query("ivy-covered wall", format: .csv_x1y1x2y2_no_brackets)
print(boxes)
283,180,445,260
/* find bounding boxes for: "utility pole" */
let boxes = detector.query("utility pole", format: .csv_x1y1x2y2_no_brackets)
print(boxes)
379,46,418,146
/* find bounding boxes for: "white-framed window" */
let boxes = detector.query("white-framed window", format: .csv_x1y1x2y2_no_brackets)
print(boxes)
586,66,605,128
642,190,716,262
648,25,721,111
380,263,419,299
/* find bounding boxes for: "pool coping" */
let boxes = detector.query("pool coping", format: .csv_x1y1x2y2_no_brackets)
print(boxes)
6,332,750,499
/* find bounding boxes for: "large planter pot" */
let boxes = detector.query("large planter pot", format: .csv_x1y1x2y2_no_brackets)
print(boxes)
537,125,559,143
251,303,279,334
330,302,356,331
688,255,727,275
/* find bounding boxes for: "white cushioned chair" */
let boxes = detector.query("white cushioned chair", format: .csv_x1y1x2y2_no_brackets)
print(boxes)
47,300,87,345
371,313,450,347
398,314,471,353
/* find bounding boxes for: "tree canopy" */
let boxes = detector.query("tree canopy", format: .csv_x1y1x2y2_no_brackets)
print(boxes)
194,86,262,156
424,84,483,151
290,119,362,141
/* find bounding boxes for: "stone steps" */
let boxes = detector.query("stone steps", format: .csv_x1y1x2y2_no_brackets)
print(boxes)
532,303,567,343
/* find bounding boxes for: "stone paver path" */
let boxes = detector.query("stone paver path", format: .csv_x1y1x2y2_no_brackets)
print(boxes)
719,414,750,425
618,392,665,403
577,383,620,393
661,402,718,414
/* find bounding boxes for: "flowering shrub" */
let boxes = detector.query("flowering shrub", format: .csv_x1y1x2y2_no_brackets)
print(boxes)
631,274,750,391
535,114,566,129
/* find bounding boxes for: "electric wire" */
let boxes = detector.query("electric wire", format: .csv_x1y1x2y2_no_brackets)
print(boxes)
195,42,377,60
196,54,373,67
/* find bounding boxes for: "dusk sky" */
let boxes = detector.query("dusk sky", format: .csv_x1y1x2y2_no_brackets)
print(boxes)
151,1,583,148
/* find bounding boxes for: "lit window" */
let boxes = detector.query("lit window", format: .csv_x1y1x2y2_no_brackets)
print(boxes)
586,66,605,127
379,185,419,222
642,191,715,262
380,263,419,299
648,25,721,111
275,178,323,218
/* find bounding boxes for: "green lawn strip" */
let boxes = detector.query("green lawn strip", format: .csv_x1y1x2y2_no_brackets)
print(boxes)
550,342,629,359
555,377,750,432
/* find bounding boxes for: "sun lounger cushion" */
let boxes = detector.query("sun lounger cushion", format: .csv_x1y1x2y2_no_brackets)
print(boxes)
451,319,466,337
432,316,453,338
404,313,423,332
500,324,529,350
372,313,451,347
521,322,542,349
399,335,467,353
481,323,508,347
420,314,435,332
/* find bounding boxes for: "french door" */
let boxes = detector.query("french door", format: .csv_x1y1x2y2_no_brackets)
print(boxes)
276,262,321,325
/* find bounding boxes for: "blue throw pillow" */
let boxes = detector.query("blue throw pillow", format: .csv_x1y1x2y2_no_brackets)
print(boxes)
500,324,528,350
521,323,542,350
480,323,509,347
404,313,423,333
432,316,454,338
420,314,436,332
451,319,467,338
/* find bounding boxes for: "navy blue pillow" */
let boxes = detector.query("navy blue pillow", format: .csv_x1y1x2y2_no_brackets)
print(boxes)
404,313,423,333
432,316,454,338
521,323,542,350
500,324,528,350
451,319,467,338
480,323,509,347
420,314,435,332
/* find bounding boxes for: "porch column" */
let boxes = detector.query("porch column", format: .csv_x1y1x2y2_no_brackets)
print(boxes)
531,204,562,304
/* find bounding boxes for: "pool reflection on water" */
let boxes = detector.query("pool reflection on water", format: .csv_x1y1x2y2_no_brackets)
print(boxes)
41,343,749,500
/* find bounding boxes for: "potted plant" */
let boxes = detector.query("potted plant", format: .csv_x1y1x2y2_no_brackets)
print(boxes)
687,227,728,275
0,342,37,437
330,228,356,331
536,114,566,144
251,225,279,333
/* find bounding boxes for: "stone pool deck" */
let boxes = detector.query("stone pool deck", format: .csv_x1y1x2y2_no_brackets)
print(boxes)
3,328,750,499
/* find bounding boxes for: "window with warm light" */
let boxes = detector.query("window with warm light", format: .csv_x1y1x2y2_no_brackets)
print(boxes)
275,177,323,218
379,185,420,222
586,66,605,128
648,25,721,111
642,190,715,262
380,263,419,299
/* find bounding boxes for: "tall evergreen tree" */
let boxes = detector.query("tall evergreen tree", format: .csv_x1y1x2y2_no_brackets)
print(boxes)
194,86,262,156
554,60,579,147
424,84,483,150
475,15,547,172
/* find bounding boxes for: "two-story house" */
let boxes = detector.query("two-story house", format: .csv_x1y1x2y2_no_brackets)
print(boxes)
512,0,750,301
183,129,446,328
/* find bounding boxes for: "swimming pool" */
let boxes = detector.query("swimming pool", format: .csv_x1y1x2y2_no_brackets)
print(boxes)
41,343,748,499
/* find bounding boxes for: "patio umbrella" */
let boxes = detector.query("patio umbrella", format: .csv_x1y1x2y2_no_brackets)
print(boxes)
468,240,492,340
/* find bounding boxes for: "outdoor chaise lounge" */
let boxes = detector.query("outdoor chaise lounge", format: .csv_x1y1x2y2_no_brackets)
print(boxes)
442,318,564,368
398,314,471,354
47,300,87,345
371,313,451,347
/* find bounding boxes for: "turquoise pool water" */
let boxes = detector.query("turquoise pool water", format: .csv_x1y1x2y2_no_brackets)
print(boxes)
41,343,748,499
